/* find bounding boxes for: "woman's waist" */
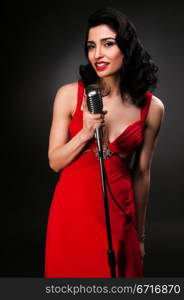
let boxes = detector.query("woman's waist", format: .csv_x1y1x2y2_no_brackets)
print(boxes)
60,145,131,177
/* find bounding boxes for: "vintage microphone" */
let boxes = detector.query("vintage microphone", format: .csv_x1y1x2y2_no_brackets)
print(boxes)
86,84,117,278
86,85,104,156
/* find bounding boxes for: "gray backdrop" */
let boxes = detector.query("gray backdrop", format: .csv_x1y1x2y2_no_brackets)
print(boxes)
1,0,184,277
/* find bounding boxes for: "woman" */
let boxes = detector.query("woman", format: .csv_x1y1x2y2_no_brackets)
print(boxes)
45,7,164,278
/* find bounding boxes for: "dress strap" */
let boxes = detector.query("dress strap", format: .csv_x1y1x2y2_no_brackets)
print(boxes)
141,91,153,122
75,80,84,114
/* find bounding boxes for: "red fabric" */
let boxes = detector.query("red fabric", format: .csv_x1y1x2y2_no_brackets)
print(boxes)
44,81,152,278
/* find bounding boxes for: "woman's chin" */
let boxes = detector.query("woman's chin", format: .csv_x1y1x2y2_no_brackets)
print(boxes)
96,72,111,78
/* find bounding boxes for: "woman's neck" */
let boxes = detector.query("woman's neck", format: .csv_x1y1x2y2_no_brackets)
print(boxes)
99,75,121,97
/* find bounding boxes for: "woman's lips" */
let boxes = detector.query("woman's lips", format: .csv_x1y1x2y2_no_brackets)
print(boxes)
95,62,109,71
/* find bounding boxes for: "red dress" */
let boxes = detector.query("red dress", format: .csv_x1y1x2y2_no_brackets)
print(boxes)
44,80,152,278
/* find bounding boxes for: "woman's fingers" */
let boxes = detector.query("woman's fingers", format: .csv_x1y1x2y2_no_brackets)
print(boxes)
82,94,107,133
103,110,108,114
82,96,88,111
94,122,105,128
89,112,106,120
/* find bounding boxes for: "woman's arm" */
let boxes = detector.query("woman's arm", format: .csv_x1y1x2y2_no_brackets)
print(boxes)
132,96,165,254
48,82,106,172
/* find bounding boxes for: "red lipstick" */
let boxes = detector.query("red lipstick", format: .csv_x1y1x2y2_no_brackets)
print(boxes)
95,61,109,71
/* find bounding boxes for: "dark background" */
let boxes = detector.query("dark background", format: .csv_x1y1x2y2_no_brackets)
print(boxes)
1,0,184,277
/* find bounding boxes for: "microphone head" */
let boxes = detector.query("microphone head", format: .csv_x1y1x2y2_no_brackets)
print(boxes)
86,84,103,114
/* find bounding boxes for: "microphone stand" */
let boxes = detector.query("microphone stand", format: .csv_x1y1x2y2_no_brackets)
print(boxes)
95,128,117,278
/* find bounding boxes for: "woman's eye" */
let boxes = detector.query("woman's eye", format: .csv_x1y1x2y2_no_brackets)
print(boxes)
87,44,95,50
104,41,115,47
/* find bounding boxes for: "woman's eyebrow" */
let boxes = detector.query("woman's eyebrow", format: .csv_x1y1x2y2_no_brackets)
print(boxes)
87,37,116,43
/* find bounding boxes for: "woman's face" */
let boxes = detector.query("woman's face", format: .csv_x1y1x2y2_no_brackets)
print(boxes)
87,24,124,78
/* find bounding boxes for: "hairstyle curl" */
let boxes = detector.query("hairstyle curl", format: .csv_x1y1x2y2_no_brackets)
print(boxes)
79,7,158,107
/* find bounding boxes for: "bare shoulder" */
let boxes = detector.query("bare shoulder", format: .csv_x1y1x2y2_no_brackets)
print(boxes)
146,95,165,130
150,95,165,112
54,81,79,116
56,81,78,98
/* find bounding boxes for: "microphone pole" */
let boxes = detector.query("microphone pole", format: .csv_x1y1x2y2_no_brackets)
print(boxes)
86,85,116,278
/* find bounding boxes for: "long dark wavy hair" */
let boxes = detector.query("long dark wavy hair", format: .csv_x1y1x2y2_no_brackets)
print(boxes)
79,7,158,107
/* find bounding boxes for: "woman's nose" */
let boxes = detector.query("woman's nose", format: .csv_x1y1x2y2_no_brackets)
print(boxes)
94,46,104,59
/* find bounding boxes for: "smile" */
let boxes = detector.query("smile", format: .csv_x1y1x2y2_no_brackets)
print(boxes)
95,62,109,71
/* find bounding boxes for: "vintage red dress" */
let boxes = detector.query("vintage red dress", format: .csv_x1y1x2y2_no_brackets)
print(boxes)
44,80,152,278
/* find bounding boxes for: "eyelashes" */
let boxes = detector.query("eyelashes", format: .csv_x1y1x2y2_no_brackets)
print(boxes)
104,41,116,47
86,41,116,50
86,44,95,50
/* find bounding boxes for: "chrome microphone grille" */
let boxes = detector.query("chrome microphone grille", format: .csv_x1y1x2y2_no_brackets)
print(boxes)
86,84,103,114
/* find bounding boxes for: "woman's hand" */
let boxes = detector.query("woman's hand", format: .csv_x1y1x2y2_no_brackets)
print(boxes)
139,241,145,262
81,94,107,141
